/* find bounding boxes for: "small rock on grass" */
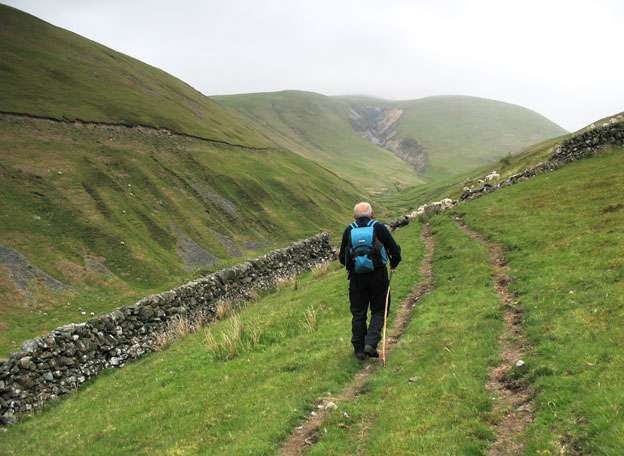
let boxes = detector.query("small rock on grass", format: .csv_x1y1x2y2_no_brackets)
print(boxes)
409,376,421,383
326,401,338,410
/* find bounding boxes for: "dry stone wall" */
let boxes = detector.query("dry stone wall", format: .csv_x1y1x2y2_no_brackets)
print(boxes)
459,120,624,203
0,232,335,425
387,119,624,228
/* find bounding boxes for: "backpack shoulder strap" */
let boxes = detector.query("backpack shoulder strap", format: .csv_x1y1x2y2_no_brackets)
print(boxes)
350,222,358,229
368,220,377,227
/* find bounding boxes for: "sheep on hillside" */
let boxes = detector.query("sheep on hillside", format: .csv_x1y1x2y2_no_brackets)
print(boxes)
485,171,500,181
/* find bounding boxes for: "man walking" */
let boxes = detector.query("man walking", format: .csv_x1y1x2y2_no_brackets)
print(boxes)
339,202,401,360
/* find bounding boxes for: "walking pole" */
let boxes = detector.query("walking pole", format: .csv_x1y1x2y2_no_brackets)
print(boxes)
381,269,393,368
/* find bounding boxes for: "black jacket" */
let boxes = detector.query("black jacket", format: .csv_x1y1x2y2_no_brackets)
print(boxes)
339,217,402,270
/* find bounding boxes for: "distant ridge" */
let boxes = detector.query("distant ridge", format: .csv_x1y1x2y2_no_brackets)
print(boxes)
216,90,568,183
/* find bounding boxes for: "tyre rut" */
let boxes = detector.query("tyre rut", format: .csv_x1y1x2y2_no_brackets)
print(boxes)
452,216,534,456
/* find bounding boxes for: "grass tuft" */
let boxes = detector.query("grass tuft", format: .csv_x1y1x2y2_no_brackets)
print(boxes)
300,305,318,333
154,310,211,350
204,314,264,361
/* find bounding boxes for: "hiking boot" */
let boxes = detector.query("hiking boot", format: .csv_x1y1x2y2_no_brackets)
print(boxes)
355,352,367,361
364,345,379,358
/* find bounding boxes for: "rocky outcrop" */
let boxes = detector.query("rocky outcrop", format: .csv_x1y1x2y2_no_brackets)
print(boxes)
348,106,427,171
0,232,335,425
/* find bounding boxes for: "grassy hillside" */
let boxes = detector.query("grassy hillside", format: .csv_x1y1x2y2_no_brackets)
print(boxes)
393,95,568,178
0,5,268,147
4,145,622,453
380,116,577,215
216,90,567,189
453,146,624,453
0,6,377,356
213,90,424,191
0,224,425,455
0,114,363,356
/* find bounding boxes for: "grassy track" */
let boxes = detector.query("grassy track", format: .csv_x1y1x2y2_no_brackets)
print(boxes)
453,147,624,454
0,222,423,455
308,216,502,455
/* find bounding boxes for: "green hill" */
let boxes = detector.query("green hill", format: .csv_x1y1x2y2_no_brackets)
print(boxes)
0,5,268,147
213,90,424,191
340,94,569,179
216,91,567,187
2,140,622,455
0,114,362,355
0,6,369,354
396,95,568,176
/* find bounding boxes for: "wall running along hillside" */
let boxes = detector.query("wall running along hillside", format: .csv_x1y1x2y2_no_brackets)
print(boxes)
387,119,624,230
2,121,621,426
0,233,335,425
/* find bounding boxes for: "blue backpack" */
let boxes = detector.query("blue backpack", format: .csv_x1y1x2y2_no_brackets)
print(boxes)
348,220,388,274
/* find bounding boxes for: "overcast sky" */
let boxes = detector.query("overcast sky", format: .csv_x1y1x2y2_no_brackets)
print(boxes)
5,0,624,131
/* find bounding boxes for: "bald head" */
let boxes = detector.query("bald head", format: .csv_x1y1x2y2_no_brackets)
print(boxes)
354,202,373,219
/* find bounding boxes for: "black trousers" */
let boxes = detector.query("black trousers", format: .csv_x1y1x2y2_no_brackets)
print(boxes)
349,267,390,352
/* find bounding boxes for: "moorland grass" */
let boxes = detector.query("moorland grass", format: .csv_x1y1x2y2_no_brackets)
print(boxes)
0,221,423,455
453,147,624,454
308,216,503,455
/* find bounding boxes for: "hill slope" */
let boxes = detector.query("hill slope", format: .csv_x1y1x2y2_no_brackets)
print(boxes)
0,114,363,355
0,6,372,353
213,90,424,191
3,145,623,454
341,94,568,179
0,5,268,147
217,91,567,187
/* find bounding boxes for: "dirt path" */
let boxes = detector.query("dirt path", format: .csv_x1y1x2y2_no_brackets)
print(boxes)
452,216,534,456
279,223,436,455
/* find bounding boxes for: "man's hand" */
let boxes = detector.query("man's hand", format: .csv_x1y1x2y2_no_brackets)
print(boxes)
390,268,396,273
